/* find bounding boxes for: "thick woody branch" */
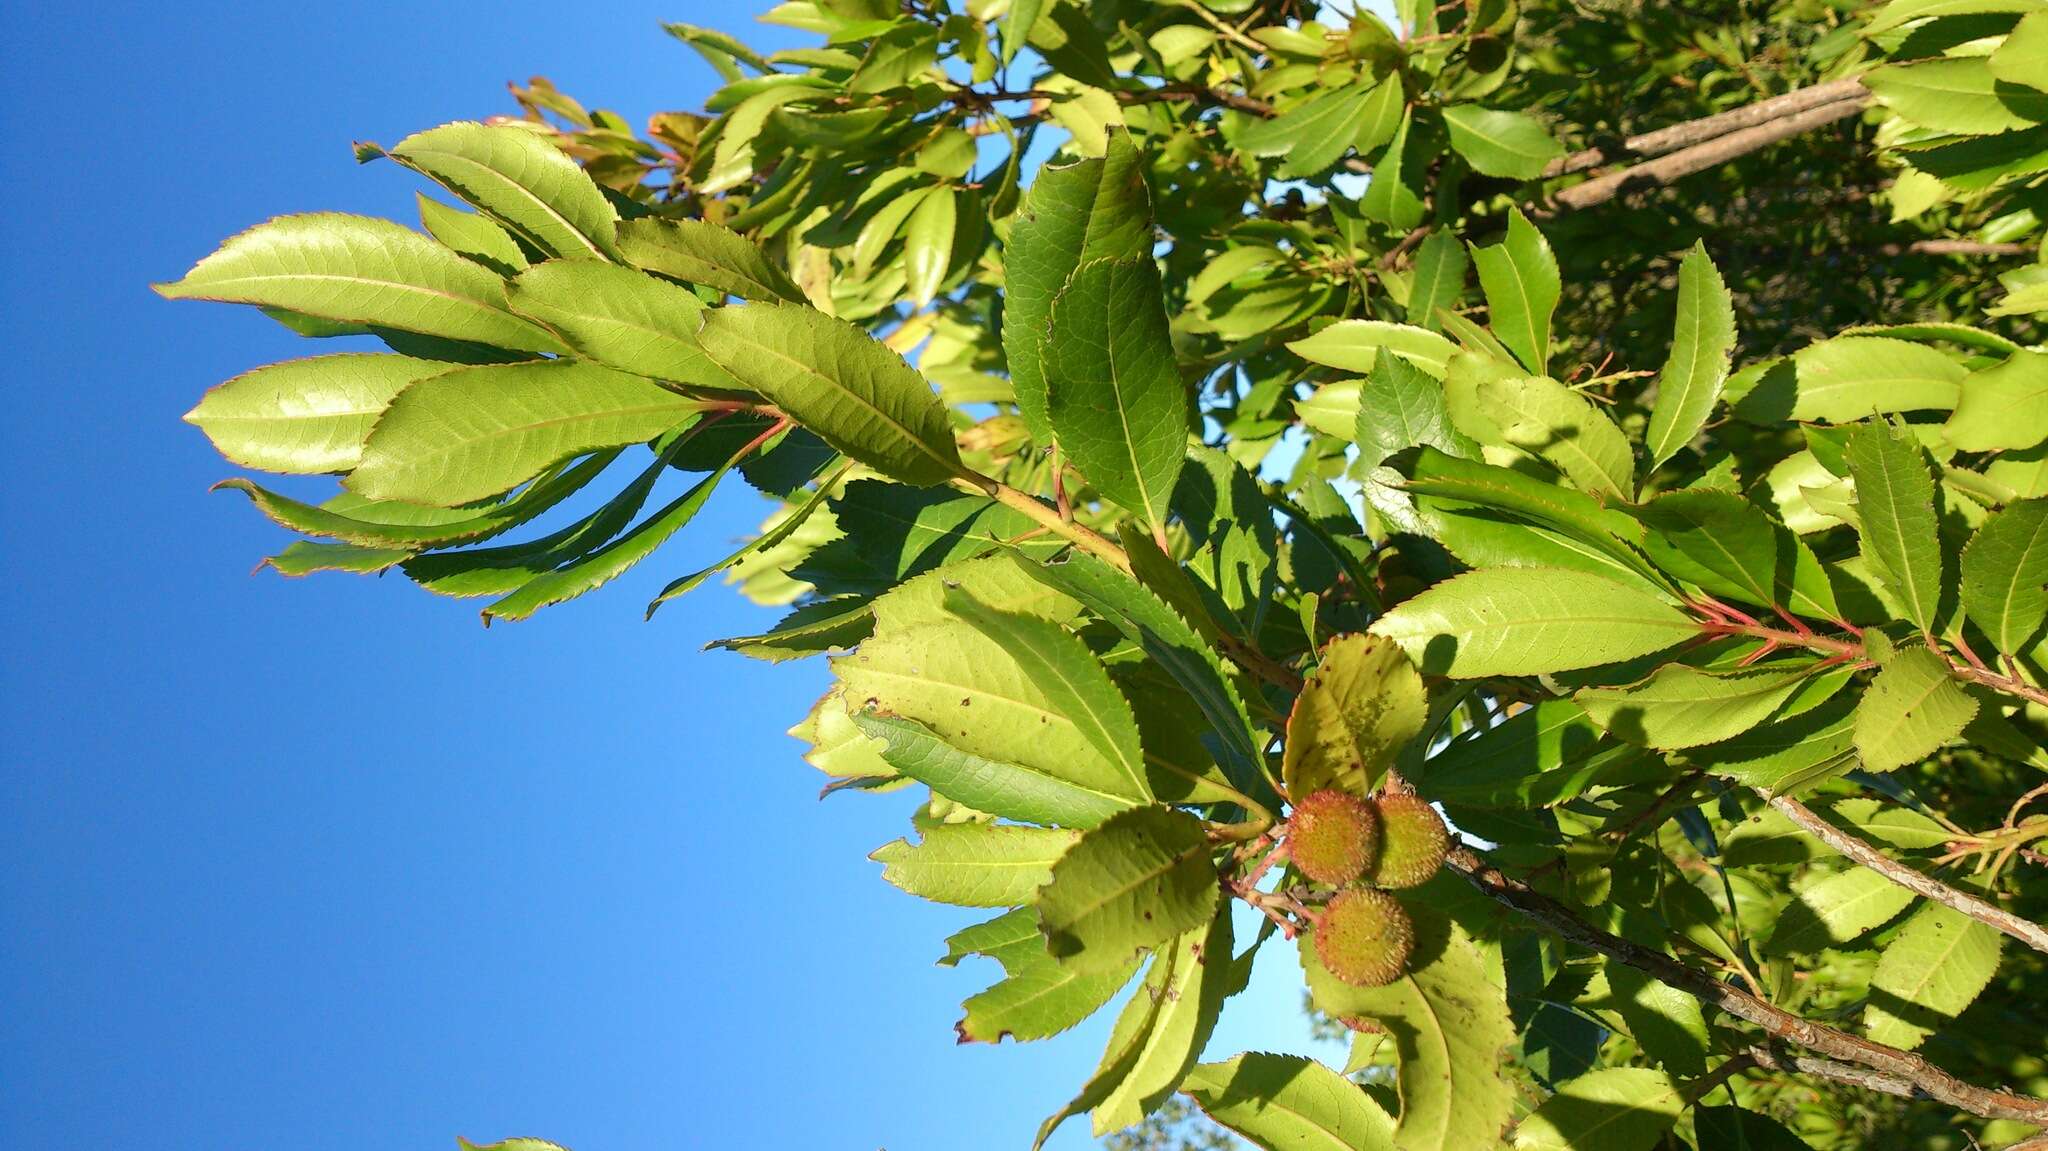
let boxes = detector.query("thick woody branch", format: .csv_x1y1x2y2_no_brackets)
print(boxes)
1545,79,1870,177
1765,794,2048,956
1742,1043,1928,1103
1446,845,2048,1125
1883,239,2035,257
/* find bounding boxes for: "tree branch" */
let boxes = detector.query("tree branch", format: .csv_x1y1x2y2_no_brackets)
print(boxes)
1548,93,1870,213
1883,239,2035,257
1765,793,2048,956
1446,845,2048,1125
1545,79,1870,177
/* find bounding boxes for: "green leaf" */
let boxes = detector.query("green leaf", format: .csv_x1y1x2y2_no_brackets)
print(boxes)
481,458,731,623
1691,1106,1821,1150
1002,130,1152,445
643,459,849,616
1182,1053,1397,1151
507,262,736,388
1944,348,2048,452
943,907,1140,1043
1360,111,1427,231
1356,354,1480,472
184,353,446,474
1288,320,1459,378
1854,646,1978,772
1845,420,1947,632
1683,690,1859,795
1960,498,2048,654
1576,664,1819,750
258,540,412,577
1468,209,1559,373
349,360,697,506
1865,901,2004,1051
1024,555,1266,797
1634,489,1841,621
1088,909,1235,1135
1865,57,2048,136
836,604,1152,826
1764,337,1967,424
696,301,962,486
1644,243,1736,471
416,194,528,275
1404,231,1468,331
1243,81,1384,177
384,121,621,261
614,217,805,302
1510,1067,1681,1151
1035,806,1218,974
1001,0,1046,65
1762,867,1919,955
154,213,567,355
1444,365,1634,498
1369,567,1696,677
1283,634,1427,797
1044,256,1190,532
1414,699,1613,806
853,713,1135,828
1441,105,1563,179
1991,10,2048,91
871,824,1077,907
214,451,614,549
1302,909,1515,1151
1398,448,1649,560
903,186,958,308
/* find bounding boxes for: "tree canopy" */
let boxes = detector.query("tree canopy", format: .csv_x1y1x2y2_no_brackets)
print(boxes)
162,0,2048,1147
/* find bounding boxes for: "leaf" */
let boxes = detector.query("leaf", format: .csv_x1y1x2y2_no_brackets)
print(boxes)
507,262,735,388
1944,348,2048,453
696,301,962,486
1398,448,1648,560
1960,498,2048,654
1576,664,1819,750
1854,646,1978,771
1243,81,1383,177
943,907,1140,1043
1991,10,2048,91
154,213,567,355
643,460,849,616
1356,354,1480,471
1645,243,1737,471
1441,105,1563,179
871,824,1077,907
1369,568,1696,677
614,217,805,302
1761,337,1967,424
1360,111,1427,230
836,606,1151,826
1510,1067,1682,1151
1633,490,1840,621
384,121,621,261
1287,320,1459,378
1413,699,1611,806
1762,867,1918,955
1846,420,1947,633
1864,901,2004,1050
1468,209,1559,373
416,194,528,275
1035,806,1218,974
184,353,447,474
1283,634,1427,797
481,459,731,623
1302,909,1515,1151
258,540,412,577
1684,690,1860,795
1044,256,1190,532
1001,0,1046,65
348,360,697,506
1182,1053,1398,1151
853,713,1135,828
1002,129,1152,445
1864,57,2048,136
1088,908,1235,1135
903,186,958,308
1444,366,1634,498
1405,231,1468,331
1691,1106,1819,1150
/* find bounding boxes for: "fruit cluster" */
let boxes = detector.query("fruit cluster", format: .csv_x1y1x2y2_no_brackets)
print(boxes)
1285,789,1448,987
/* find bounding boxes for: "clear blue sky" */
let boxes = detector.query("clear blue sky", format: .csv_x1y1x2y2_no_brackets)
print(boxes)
0,4,1327,1147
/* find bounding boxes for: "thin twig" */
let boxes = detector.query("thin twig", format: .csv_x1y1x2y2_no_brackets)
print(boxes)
1765,794,2048,956
1446,845,2048,1125
1544,79,1870,177
1549,96,1869,213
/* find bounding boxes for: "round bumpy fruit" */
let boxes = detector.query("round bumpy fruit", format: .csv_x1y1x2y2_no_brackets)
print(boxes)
1365,793,1447,889
1287,789,1380,886
1314,888,1415,987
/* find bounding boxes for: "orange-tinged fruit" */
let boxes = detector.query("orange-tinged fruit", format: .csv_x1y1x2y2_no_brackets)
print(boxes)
1287,789,1380,886
1365,793,1447,889
1314,888,1414,987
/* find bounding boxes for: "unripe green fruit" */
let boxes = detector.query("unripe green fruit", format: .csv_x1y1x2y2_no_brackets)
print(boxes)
1314,888,1414,987
1287,789,1380,886
1364,793,1448,889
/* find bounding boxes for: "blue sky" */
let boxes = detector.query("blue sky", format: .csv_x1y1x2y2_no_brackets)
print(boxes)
0,4,1331,1148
